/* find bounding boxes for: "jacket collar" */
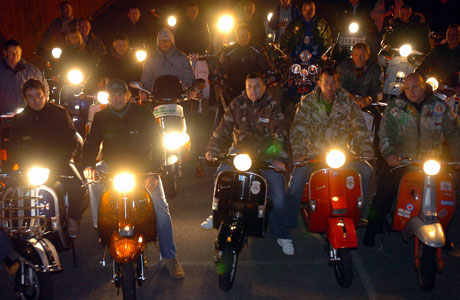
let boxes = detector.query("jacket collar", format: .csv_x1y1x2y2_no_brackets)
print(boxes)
2,57,26,73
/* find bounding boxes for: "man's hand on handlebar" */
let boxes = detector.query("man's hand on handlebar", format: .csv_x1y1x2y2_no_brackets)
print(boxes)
205,151,215,161
273,160,286,172
139,90,148,101
83,167,97,181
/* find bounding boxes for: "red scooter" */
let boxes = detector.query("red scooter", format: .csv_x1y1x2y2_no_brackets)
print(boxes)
299,149,365,287
388,159,457,291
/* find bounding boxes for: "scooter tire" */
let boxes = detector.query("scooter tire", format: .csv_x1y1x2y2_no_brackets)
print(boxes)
161,173,177,199
418,243,436,291
334,248,353,288
15,265,53,300
121,263,136,300
218,250,238,291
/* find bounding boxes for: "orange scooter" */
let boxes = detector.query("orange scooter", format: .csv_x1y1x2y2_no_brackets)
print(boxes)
300,149,365,287
389,159,457,291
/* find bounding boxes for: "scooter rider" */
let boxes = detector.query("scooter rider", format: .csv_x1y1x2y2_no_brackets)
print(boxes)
363,73,460,247
416,24,460,89
279,0,332,60
337,42,384,107
204,73,293,255
139,28,195,100
82,79,185,280
381,5,431,54
5,79,84,238
213,23,271,127
288,67,373,227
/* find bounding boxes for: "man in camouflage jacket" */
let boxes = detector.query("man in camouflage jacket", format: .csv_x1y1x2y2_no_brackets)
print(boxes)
287,67,373,227
363,73,460,247
279,0,332,60
205,73,295,255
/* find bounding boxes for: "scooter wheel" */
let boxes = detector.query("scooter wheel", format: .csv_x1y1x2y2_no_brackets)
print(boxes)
15,265,53,300
418,243,436,291
334,248,353,288
121,263,136,300
218,250,238,291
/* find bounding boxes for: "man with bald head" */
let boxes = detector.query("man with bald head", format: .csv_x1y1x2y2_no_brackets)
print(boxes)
363,72,460,247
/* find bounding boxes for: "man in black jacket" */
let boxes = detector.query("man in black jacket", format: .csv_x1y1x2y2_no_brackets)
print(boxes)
82,79,185,280
6,79,84,238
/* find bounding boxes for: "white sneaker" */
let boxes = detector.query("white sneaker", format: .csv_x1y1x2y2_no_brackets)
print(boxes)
277,238,294,255
200,215,213,229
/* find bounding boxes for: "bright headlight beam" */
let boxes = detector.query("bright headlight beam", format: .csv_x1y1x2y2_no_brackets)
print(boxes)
349,22,359,34
326,150,346,169
167,16,177,27
426,77,439,91
28,167,50,186
233,154,252,171
135,50,147,62
399,44,412,57
217,15,234,33
97,91,109,104
51,47,62,59
113,172,135,192
423,160,440,176
164,132,190,150
67,69,83,85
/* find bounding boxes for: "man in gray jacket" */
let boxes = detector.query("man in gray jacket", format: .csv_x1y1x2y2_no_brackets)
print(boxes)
139,28,195,100
0,40,49,115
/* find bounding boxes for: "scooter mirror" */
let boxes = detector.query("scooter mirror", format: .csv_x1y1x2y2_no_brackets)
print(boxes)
128,81,151,95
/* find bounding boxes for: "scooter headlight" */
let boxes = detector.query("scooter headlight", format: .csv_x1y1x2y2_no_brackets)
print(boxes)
51,47,62,59
166,154,179,165
290,64,301,74
423,160,440,176
164,132,190,150
113,172,135,192
167,16,177,27
299,50,312,62
28,167,50,186
399,44,412,57
426,77,439,91
135,50,147,62
326,150,346,169
233,154,252,171
349,22,359,34
97,91,109,104
67,69,83,85
267,12,273,22
217,15,234,33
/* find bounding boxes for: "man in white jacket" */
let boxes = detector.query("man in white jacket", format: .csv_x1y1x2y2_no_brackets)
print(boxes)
139,28,195,99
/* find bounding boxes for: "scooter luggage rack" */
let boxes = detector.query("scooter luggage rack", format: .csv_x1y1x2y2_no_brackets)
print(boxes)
1,193,47,235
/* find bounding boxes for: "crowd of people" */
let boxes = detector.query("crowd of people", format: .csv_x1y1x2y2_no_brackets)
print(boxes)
0,0,460,292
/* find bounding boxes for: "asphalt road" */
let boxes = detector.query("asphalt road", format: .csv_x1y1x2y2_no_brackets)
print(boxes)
52,161,460,300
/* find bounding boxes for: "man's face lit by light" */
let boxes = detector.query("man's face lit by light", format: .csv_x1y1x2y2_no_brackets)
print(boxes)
246,77,266,102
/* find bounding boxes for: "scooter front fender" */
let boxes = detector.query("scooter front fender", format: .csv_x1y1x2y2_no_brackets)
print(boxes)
215,222,245,254
9,237,62,272
326,218,358,249
402,217,445,247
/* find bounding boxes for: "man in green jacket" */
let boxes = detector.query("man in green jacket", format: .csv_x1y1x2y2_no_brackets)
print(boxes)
287,67,373,227
363,73,460,247
279,0,332,60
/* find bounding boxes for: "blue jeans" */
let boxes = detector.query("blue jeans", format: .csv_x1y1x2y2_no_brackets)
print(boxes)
287,161,372,227
88,162,177,259
216,164,291,239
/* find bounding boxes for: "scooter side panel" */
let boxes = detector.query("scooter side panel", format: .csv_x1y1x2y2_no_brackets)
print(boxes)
307,170,331,232
341,169,362,226
435,173,455,230
393,171,423,232
326,217,358,249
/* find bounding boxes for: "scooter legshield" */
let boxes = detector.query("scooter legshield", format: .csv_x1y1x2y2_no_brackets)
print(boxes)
326,218,358,249
393,171,455,232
